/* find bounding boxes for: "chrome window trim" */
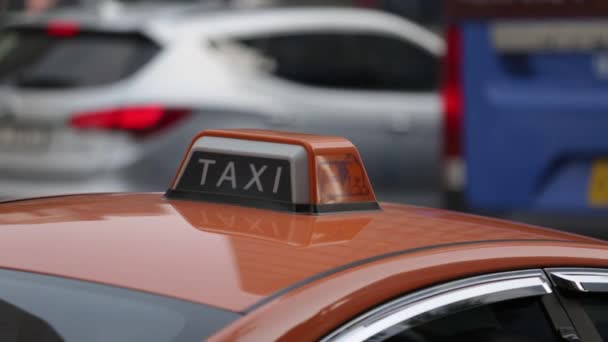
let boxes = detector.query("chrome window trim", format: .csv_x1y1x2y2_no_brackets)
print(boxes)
321,270,552,342
547,268,608,293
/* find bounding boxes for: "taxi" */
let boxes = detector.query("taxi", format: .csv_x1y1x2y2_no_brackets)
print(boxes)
1,129,608,342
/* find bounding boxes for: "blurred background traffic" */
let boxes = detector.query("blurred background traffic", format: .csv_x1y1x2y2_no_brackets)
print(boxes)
0,0,606,236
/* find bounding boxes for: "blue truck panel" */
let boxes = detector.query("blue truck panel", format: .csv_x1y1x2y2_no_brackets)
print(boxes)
462,20,608,213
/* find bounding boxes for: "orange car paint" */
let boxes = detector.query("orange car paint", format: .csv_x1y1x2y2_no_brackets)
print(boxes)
0,193,601,314
210,243,608,341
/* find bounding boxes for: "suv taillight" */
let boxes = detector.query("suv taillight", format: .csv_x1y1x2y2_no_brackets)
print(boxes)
443,25,463,158
442,26,466,196
70,105,190,136
47,21,80,37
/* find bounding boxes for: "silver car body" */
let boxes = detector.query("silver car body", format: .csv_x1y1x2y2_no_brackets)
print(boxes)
0,4,444,204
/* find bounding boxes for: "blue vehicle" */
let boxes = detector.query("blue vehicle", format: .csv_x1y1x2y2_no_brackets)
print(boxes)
445,0,608,214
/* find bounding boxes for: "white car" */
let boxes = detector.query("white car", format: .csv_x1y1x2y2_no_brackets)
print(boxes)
0,3,444,204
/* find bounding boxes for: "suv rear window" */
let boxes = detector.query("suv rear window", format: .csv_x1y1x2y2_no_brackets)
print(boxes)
0,28,159,88
237,33,438,92
0,269,238,341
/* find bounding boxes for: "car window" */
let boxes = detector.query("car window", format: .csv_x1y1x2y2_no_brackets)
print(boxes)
0,298,62,342
0,268,238,342
575,294,608,340
238,32,438,92
0,28,159,88
377,296,560,342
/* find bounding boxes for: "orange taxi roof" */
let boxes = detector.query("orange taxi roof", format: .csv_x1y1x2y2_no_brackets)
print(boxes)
0,193,602,313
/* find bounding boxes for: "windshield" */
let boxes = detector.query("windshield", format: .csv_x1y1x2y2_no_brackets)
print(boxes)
0,28,159,88
0,268,238,341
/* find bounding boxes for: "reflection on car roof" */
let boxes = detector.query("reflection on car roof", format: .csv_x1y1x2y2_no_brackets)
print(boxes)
0,193,599,312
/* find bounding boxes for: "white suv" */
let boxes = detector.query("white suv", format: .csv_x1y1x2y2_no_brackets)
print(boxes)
0,3,444,204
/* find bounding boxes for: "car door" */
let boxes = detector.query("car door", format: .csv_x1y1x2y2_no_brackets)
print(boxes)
234,30,442,206
322,270,582,342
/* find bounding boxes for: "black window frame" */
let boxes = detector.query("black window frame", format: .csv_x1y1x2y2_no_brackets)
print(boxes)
546,268,608,342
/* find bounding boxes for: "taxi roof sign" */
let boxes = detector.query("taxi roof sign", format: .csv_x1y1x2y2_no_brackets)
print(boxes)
166,129,379,214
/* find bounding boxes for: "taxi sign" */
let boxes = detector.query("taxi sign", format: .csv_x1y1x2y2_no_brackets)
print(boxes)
166,129,379,213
